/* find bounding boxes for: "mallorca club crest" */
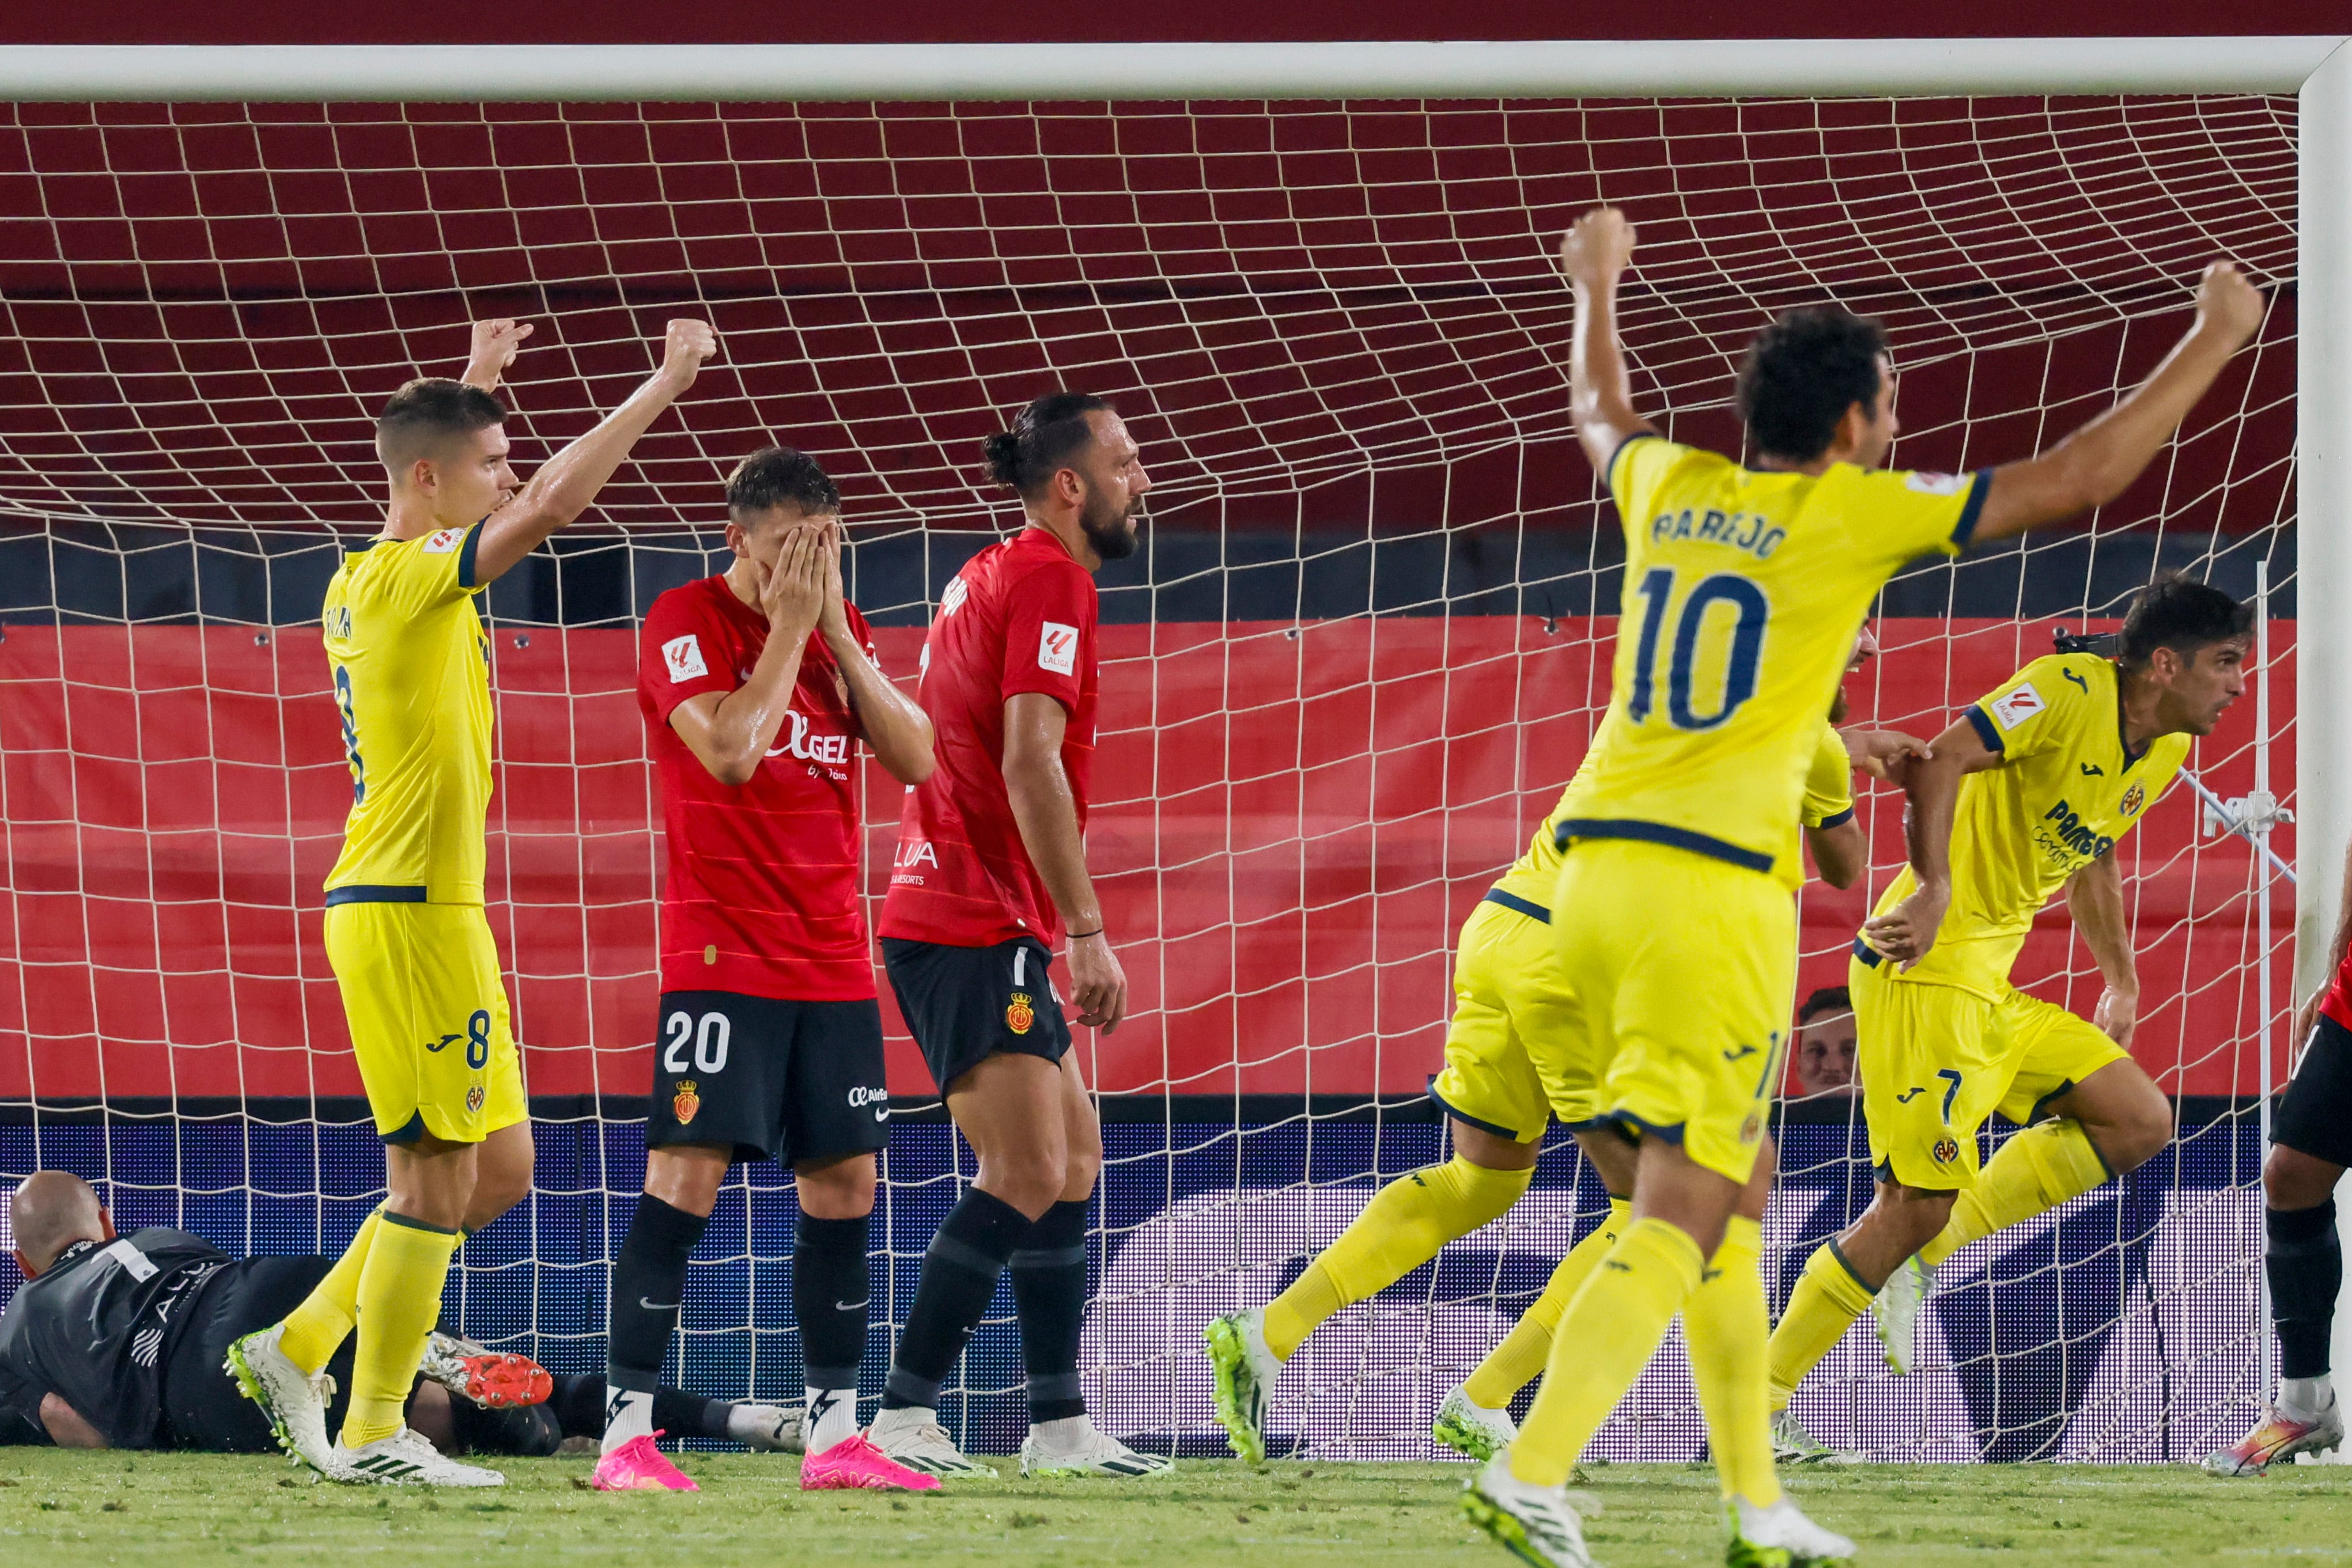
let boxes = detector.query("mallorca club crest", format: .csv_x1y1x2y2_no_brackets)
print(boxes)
674,1079,701,1125
1006,991,1035,1036
2120,779,2147,816
1933,1136,1961,1166
466,1084,486,1115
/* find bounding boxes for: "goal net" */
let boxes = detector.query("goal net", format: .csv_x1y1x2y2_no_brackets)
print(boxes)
0,89,2298,1462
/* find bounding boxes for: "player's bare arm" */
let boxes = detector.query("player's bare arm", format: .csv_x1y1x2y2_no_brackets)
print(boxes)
1806,816,1867,891
1808,727,1931,887
39,1393,104,1449
1003,691,1125,1032
468,318,719,586
813,518,933,787
1841,726,1932,784
459,318,533,394
1972,263,2264,543
1557,207,1660,477
1865,712,2003,965
667,525,826,786
2065,849,2140,1047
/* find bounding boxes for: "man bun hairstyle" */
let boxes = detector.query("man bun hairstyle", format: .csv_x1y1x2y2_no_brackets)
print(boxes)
1735,306,1889,465
376,377,508,471
2116,573,2254,670
984,391,1112,496
725,445,842,520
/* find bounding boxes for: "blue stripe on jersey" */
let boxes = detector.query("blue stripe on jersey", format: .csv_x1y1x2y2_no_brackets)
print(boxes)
457,518,486,592
324,884,428,906
1813,805,1856,831
1965,703,2005,755
1851,937,1884,968
1952,469,1993,548
1552,817,1775,874
1481,888,1551,924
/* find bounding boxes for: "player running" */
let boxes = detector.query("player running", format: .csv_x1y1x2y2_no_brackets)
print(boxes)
865,392,1169,1480
1765,580,2251,1463
596,447,937,1495
0,1173,798,1460
1455,207,2261,1568
227,315,719,1487
1204,631,1912,1464
1417,633,1907,1464
2203,833,2352,1474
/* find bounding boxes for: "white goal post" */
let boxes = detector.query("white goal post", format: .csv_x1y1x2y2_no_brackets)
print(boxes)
3,32,2348,1450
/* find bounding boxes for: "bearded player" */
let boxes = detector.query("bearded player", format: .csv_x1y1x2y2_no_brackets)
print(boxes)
2204,830,2352,1474
1765,578,2250,1463
226,315,718,1487
1204,628,1916,1464
1454,207,2260,1568
865,392,1169,1479
594,448,938,1494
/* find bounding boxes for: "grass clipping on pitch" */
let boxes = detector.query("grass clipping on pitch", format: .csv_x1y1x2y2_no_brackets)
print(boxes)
0,1451,2345,1563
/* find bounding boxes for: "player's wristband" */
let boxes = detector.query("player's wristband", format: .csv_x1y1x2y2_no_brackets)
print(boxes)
1067,927,1105,941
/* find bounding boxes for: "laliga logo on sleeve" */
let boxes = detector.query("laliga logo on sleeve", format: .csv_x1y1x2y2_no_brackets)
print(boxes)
1904,472,1969,496
1990,683,2043,730
1039,622,1079,676
662,633,708,683
421,528,464,554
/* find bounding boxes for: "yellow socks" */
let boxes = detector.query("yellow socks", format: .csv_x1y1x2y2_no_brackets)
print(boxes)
1464,1197,1629,1408
1263,1156,1532,1361
339,1212,461,1449
1510,1217,1706,1487
1765,1240,1875,1411
1685,1217,1779,1507
1919,1119,2110,1268
277,1208,382,1375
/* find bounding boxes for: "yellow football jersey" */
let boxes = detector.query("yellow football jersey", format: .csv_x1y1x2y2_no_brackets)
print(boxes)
1494,719,1853,911
320,521,494,906
1863,653,2187,999
1553,437,1982,888
1798,721,1855,830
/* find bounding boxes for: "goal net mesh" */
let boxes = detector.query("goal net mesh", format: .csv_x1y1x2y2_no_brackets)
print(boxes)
0,92,2298,1461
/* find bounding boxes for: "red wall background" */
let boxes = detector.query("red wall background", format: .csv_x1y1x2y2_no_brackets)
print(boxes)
0,614,2294,1104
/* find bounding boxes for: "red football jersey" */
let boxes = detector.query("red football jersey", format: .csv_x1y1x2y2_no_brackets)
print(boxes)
2321,938,2352,1035
879,526,1100,948
637,574,878,1002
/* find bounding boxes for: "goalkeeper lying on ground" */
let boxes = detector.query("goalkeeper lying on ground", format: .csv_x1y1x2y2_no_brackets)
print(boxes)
0,1172,801,1459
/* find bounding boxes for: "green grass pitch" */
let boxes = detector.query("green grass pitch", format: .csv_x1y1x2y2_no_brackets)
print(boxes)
1,1450,2346,1565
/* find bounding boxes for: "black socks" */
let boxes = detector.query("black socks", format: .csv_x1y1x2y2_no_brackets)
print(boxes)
1011,1199,1091,1423
880,1188,1031,1411
608,1192,710,1392
2268,1197,2343,1380
796,1213,872,1389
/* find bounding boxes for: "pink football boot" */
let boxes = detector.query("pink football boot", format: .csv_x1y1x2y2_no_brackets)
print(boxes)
800,1432,943,1492
591,1431,700,1492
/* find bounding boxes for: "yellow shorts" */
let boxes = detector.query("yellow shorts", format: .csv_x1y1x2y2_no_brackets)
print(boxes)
324,900,527,1145
1428,892,1594,1142
1540,838,1796,1186
1850,952,2128,1190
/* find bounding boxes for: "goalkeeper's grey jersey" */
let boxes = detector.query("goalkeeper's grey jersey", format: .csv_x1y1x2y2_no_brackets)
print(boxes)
0,1228,229,1448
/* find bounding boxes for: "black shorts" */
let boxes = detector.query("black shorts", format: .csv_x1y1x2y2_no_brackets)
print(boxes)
649,990,891,1165
2274,1012,2352,1169
881,936,1072,1094
163,1256,346,1452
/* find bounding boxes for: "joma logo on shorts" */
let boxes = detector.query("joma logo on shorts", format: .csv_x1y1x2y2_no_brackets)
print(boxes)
2040,799,2115,862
